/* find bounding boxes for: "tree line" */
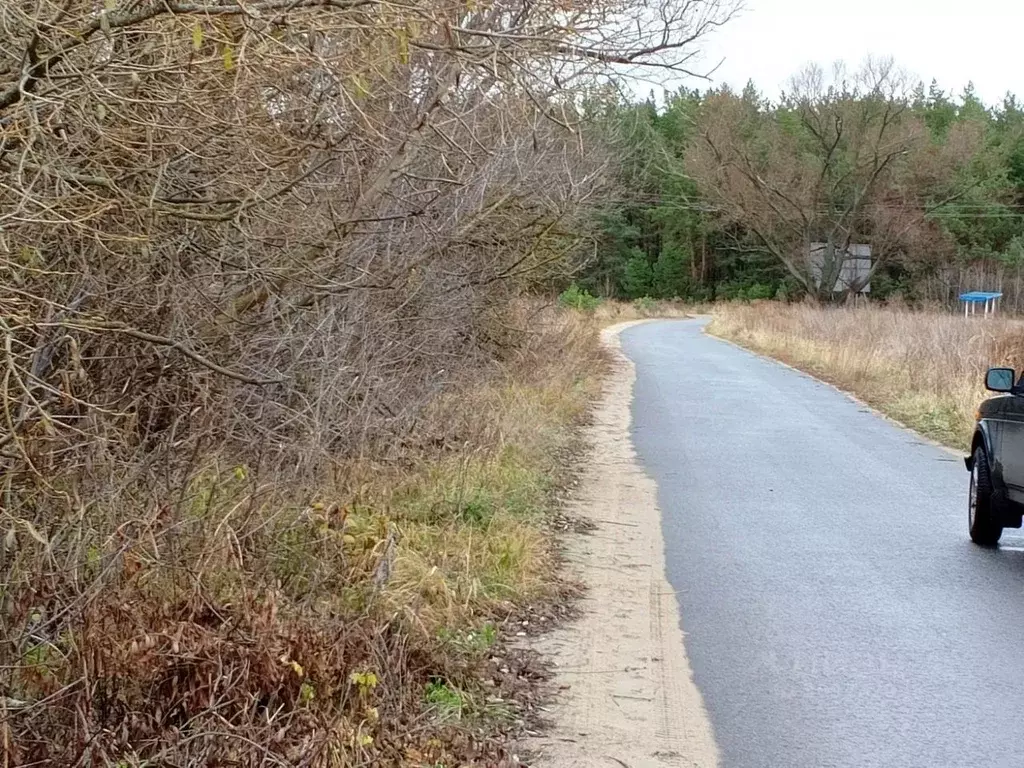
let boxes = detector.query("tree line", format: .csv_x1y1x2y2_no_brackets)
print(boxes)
578,60,1024,306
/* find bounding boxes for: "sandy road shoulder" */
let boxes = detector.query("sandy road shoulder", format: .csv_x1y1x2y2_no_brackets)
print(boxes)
525,320,719,768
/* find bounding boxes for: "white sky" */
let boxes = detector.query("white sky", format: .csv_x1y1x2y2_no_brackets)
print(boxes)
683,0,1024,106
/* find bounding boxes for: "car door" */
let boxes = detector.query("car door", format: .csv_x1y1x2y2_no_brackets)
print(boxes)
1000,384,1024,501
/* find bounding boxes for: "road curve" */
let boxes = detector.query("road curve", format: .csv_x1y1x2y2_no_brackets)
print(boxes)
621,318,1024,768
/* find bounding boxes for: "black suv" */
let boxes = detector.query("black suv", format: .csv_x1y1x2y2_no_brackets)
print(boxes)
967,367,1024,545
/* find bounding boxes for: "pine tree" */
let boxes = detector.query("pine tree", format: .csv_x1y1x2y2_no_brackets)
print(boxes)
960,81,988,121
623,249,655,298
653,244,691,298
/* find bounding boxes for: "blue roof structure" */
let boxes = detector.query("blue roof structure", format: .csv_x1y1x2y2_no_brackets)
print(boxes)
960,291,1003,302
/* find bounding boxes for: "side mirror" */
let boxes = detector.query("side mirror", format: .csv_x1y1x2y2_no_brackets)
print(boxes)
986,367,1016,392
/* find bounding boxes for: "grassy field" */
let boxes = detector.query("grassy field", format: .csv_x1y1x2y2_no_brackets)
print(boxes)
708,302,1024,450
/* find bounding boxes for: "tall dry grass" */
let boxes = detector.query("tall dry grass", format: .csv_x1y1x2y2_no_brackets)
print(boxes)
591,299,699,324
709,302,1024,449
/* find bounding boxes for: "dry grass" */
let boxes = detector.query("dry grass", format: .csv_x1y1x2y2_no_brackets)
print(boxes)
708,302,1024,450
592,299,700,324
385,313,604,630
2,304,605,766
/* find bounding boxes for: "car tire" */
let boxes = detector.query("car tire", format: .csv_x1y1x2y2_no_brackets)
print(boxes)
969,446,1003,547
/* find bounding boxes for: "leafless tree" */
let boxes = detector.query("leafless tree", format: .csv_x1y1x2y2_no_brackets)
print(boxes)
689,58,962,300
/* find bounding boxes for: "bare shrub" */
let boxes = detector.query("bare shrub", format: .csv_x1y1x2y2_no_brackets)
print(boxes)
0,0,732,761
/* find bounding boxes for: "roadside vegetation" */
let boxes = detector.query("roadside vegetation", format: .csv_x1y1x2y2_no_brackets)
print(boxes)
0,0,737,761
559,283,696,321
2,299,610,765
16,0,1024,762
709,302,1024,450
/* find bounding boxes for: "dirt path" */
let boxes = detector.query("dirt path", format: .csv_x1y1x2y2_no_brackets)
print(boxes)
526,321,719,768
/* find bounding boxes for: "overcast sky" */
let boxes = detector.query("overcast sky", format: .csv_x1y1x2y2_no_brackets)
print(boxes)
683,0,1024,106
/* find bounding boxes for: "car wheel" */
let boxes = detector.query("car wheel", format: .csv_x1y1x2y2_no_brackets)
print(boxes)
969,446,1003,547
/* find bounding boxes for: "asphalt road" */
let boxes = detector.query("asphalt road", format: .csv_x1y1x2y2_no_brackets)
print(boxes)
620,318,1024,768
